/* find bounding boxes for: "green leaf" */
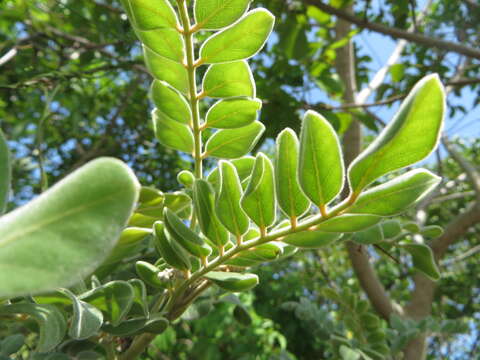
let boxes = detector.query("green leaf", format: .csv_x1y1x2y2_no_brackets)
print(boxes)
202,61,255,98
164,208,212,257
103,227,151,265
348,169,441,216
275,128,310,218
298,110,344,208
200,9,274,63
177,170,195,188
205,97,261,129
381,220,402,239
241,153,276,229
135,261,165,288
136,29,184,63
0,303,66,352
151,81,191,124
59,289,103,340
0,158,139,298
153,221,191,271
204,271,259,291
282,231,342,248
80,281,134,327
316,214,381,232
202,61,256,98
404,221,421,233
204,121,264,159
352,224,384,245
194,0,251,30
128,279,149,317
402,243,440,280
152,109,194,153
193,180,229,247
144,46,189,94
0,334,24,356
0,129,10,214
207,156,255,191
102,318,147,336
390,64,405,82
124,0,178,30
216,161,249,237
348,74,445,193
421,225,444,238
143,314,169,334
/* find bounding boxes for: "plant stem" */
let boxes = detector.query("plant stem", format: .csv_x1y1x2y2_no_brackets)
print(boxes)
178,0,202,179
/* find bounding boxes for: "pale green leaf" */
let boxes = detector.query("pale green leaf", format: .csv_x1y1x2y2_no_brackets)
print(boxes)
153,221,191,271
164,208,212,257
135,29,184,63
421,225,444,238
0,158,139,298
352,224,384,245
103,227,151,265
402,243,441,280
348,74,445,193
193,180,229,247
216,161,249,236
124,0,178,30
60,289,103,340
205,97,261,129
202,61,255,98
204,121,264,158
0,303,67,352
0,129,10,214
207,156,255,191
381,220,402,238
144,46,189,94
282,231,342,248
152,109,194,153
194,0,251,30
275,128,310,218
200,9,274,63
80,281,135,326
204,271,259,291
348,169,441,216
151,81,191,124
241,153,276,229
298,110,344,208
316,214,381,232
177,170,195,188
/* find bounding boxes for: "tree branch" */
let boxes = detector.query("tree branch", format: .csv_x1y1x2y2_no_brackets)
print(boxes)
304,0,480,60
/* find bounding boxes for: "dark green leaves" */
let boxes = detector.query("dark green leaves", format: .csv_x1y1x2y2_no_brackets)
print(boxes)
151,81,191,124
193,180,229,247
0,158,139,298
205,98,261,129
0,303,66,352
60,289,103,340
348,169,441,216
204,121,265,158
216,161,249,236
275,128,310,218
200,9,275,63
202,61,255,98
194,0,251,30
204,271,259,291
164,208,212,257
299,110,344,208
0,129,10,214
241,153,276,229
348,74,445,193
153,221,191,271
152,109,194,153
402,243,441,280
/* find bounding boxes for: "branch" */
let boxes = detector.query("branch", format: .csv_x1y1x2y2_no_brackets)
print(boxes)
304,0,480,60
